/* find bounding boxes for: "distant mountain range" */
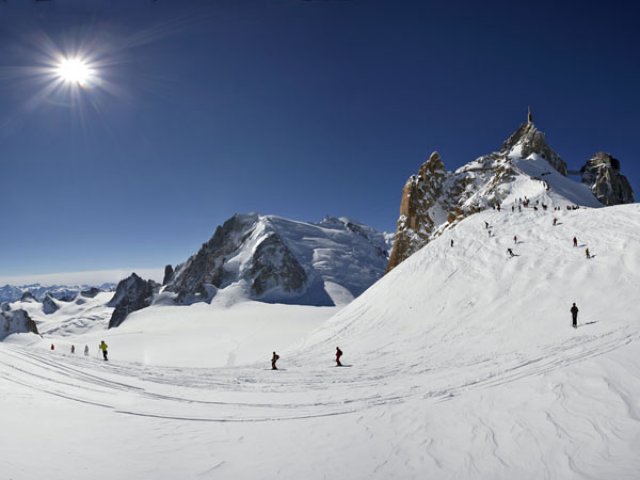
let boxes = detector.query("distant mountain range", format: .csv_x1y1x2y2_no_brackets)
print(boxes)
0,283,116,304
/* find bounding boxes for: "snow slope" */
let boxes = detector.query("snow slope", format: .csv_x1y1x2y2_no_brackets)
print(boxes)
1,204,640,479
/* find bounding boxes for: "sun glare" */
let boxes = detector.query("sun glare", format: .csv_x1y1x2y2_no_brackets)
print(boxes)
56,57,93,86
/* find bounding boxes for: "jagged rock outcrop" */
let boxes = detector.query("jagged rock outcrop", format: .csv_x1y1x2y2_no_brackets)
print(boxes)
248,234,307,295
1,308,39,339
107,273,159,328
501,123,568,175
387,152,447,271
581,152,634,206
386,117,609,272
42,294,59,315
164,213,391,306
20,291,37,302
162,265,175,286
80,287,101,298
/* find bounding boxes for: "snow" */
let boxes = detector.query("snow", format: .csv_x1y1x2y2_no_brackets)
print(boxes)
2,204,640,479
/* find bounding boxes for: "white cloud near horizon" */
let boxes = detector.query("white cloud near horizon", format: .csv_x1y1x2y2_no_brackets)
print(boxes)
0,268,164,286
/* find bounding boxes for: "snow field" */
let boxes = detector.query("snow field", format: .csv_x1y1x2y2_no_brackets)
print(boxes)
1,204,640,479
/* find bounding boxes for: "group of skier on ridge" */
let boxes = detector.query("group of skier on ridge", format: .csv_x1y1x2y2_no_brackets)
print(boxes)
50,340,109,361
271,347,343,370
462,201,592,330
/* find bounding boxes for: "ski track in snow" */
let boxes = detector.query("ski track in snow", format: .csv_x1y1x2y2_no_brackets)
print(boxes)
2,204,640,479
1,321,638,424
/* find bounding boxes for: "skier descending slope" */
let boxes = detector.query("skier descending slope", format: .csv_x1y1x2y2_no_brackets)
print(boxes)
271,351,279,370
336,347,343,367
571,303,579,328
99,340,109,361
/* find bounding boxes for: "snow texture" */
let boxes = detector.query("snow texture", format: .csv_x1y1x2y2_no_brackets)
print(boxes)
1,202,640,479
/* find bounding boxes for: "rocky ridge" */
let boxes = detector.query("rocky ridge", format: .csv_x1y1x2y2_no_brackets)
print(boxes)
581,152,635,206
1,307,39,339
163,214,391,307
387,118,634,271
107,274,160,329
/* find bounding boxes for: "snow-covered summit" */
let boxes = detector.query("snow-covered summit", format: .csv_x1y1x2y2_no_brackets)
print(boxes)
387,117,634,270
163,213,392,307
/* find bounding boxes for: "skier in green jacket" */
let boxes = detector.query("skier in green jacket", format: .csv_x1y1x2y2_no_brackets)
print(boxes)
99,340,109,361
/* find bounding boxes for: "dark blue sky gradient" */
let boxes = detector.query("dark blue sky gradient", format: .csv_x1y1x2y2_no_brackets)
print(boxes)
1,0,638,277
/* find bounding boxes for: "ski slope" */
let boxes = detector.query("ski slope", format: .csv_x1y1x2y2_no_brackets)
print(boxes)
1,203,640,479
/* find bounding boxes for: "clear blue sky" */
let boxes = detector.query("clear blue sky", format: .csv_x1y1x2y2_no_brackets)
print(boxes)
1,0,638,279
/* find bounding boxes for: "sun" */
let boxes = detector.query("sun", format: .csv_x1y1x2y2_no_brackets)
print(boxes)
55,57,93,86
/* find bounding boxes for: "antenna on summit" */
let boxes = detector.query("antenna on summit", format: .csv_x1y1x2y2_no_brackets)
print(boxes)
527,106,533,124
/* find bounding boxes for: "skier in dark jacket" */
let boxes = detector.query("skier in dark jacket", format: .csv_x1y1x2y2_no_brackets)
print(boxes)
573,237,578,247
570,303,579,328
271,351,280,370
585,248,591,259
336,347,343,367
507,248,515,257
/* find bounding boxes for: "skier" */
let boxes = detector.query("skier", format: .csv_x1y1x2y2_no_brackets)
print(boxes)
271,351,280,370
450,239,454,248
336,347,343,367
573,236,578,247
507,248,515,257
570,303,579,329
484,221,489,229
513,235,517,244
585,248,591,259
50,343,55,351
84,345,89,356
99,340,108,361
70,345,75,354
553,218,557,226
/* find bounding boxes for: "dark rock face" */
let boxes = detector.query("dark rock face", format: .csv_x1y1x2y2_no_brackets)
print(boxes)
387,152,447,271
162,265,175,286
581,152,635,206
249,234,307,296
1,308,39,339
55,293,77,302
107,273,159,328
501,123,568,175
20,292,37,302
80,287,101,298
165,214,259,304
42,295,59,315
164,213,390,306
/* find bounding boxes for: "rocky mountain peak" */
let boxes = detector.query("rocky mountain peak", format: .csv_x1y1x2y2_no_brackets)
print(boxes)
500,122,568,175
42,294,60,315
160,213,390,309
386,115,619,272
107,273,159,328
1,307,38,339
20,291,37,302
581,152,635,206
